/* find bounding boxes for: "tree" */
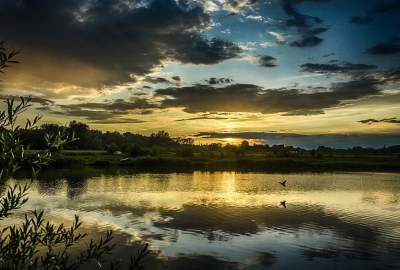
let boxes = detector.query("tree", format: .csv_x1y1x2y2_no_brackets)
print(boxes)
148,130,172,147
68,120,90,150
239,140,249,149
0,41,149,269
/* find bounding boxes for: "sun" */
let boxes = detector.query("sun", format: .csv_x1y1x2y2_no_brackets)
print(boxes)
222,137,241,145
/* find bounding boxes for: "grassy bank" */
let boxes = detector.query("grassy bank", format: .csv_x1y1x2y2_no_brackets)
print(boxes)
46,150,400,171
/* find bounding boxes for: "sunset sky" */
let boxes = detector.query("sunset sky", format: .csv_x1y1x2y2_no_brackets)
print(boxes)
1,0,399,148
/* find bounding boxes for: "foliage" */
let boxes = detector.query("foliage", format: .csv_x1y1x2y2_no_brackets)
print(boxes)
0,96,149,270
0,42,149,269
176,147,194,157
107,143,120,154
148,130,172,147
0,40,20,75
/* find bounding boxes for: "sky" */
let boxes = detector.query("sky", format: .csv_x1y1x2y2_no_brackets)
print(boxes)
0,0,399,149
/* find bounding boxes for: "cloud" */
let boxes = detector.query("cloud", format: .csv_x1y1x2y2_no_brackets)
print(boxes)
268,32,290,43
357,119,380,125
382,67,400,84
375,1,400,14
0,0,244,92
260,41,279,48
358,117,400,125
46,98,159,122
29,75,385,126
289,0,334,4
300,62,377,76
349,16,373,25
0,95,55,106
257,55,278,67
365,36,400,55
193,131,399,149
171,35,243,64
246,15,264,21
176,113,235,121
141,76,179,85
290,36,323,48
280,0,331,48
205,77,234,84
154,78,381,115
171,76,182,82
218,0,259,14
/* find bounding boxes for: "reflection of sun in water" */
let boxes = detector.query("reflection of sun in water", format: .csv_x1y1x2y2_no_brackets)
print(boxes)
221,171,236,197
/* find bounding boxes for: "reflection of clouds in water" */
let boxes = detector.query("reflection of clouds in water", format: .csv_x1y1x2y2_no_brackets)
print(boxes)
4,171,400,269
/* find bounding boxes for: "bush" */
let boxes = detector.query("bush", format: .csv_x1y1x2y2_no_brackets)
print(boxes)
176,147,194,157
0,57,149,269
107,143,120,154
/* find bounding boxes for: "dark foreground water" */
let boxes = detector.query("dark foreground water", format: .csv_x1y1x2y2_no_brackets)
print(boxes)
3,169,400,269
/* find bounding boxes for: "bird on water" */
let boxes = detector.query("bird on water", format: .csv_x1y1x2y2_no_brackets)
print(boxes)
280,200,286,208
279,180,286,187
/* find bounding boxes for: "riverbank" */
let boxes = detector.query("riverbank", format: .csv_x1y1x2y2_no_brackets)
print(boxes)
47,150,400,171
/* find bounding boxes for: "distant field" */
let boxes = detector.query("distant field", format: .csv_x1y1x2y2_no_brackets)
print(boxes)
45,150,400,171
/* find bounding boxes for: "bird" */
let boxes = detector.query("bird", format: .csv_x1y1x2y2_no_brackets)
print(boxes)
279,180,286,187
280,200,286,208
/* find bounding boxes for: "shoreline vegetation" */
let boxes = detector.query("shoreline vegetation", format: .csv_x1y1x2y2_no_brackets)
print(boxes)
47,150,400,172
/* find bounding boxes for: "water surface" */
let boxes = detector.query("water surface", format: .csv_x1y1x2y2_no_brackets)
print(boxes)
4,169,400,269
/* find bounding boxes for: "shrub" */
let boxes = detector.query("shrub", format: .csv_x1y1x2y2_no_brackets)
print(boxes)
176,147,194,157
107,143,120,154
0,49,149,270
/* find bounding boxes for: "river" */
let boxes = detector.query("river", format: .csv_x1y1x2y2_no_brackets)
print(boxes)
3,168,400,269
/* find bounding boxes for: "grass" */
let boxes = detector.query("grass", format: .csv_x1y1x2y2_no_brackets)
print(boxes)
46,150,400,171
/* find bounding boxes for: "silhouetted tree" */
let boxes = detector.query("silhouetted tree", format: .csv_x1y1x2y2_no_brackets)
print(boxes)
148,130,172,147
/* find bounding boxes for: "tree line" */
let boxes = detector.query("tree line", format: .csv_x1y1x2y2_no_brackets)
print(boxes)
16,120,400,157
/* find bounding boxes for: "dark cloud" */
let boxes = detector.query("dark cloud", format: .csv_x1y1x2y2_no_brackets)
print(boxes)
281,109,324,116
281,0,330,48
329,78,381,98
176,116,233,122
172,35,242,65
289,0,334,4
155,78,381,115
205,78,234,85
290,36,323,48
349,16,374,25
176,112,236,121
48,98,159,121
381,117,400,123
88,118,147,124
357,119,380,125
258,55,277,68
142,76,177,85
0,0,242,90
300,62,377,75
358,117,400,125
322,53,335,57
171,76,182,82
375,1,400,14
193,131,399,149
365,36,400,55
382,67,400,84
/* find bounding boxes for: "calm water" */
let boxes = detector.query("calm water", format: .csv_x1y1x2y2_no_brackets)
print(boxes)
3,168,400,269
